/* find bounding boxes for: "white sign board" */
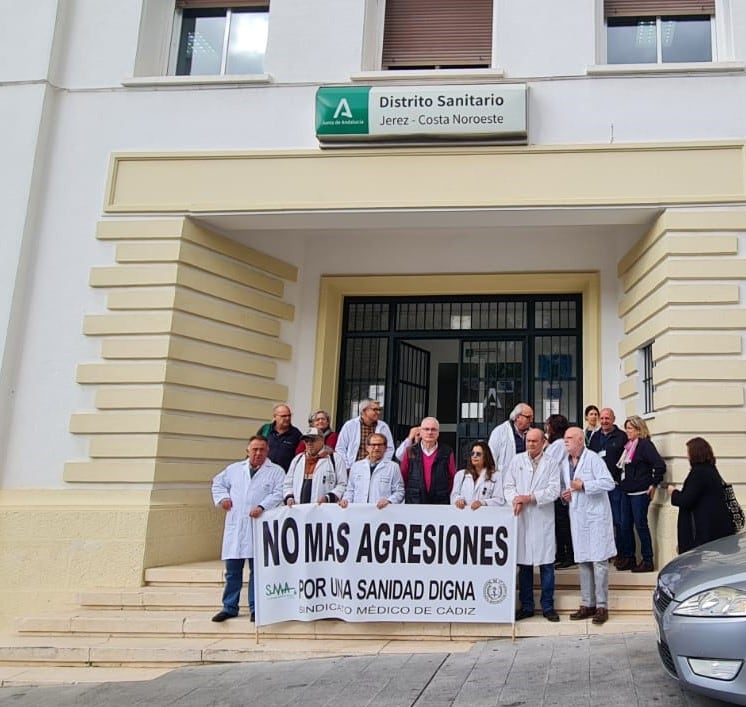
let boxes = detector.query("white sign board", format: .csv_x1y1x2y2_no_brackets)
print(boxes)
253,504,517,625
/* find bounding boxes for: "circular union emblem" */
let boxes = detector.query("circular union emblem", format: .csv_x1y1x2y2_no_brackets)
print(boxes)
483,578,507,605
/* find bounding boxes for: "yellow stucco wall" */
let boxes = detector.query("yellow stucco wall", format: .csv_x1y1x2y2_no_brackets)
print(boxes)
618,208,746,566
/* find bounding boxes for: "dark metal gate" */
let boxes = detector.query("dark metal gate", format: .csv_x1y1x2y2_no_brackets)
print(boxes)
337,295,581,467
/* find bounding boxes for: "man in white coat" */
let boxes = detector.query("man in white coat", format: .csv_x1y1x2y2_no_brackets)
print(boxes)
211,435,285,623
336,399,395,470
339,433,404,508
488,402,534,472
562,427,616,625
284,427,346,506
504,427,561,622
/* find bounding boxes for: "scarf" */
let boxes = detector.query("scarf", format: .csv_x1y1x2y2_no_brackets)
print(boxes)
616,438,638,469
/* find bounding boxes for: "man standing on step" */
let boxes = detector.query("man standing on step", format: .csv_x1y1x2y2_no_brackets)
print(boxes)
336,399,394,470
504,427,561,623
211,435,284,623
258,403,303,472
562,427,616,625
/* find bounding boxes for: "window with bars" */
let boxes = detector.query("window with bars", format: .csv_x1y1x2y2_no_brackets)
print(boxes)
381,0,493,70
605,1,714,64
173,1,269,76
641,342,655,414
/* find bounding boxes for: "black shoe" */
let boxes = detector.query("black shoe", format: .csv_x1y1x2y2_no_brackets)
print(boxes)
250,612,256,622
543,610,560,622
555,560,574,570
515,608,534,621
211,611,237,622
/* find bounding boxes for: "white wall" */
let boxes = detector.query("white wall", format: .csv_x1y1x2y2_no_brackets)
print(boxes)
2,0,743,489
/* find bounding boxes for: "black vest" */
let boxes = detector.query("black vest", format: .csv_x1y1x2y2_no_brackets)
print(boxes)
405,444,452,505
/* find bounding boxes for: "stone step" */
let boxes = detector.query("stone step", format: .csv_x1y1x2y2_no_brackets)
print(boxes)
77,586,653,613
16,605,653,640
1,610,654,670
0,634,463,667
143,560,657,589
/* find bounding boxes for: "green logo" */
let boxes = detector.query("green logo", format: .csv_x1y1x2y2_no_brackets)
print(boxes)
316,87,370,136
265,581,297,600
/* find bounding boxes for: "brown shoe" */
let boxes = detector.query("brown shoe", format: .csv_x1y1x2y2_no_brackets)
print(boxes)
569,605,596,620
631,560,654,573
615,558,634,571
592,608,609,625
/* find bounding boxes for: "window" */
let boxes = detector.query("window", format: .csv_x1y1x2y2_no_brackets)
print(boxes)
640,342,655,414
381,0,493,70
174,1,269,76
605,1,714,64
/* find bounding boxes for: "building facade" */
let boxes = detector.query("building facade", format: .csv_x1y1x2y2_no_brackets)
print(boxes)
2,0,746,627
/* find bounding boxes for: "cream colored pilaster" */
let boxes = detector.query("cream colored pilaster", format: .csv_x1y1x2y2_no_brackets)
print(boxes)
618,208,746,566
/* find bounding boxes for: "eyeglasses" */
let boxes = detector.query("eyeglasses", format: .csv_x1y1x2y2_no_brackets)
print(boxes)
470,451,483,457
367,442,386,447
517,413,533,420
368,407,382,413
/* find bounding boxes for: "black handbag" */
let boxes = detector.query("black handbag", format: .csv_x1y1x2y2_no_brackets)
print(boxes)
721,479,745,532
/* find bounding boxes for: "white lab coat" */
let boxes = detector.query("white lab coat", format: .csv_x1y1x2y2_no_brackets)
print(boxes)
342,459,404,505
211,458,285,560
561,448,616,563
544,438,568,468
488,420,518,472
284,451,347,503
450,469,506,506
336,417,395,469
504,452,561,566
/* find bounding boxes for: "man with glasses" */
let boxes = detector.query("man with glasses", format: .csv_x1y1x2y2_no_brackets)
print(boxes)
504,427,562,622
395,417,456,504
488,403,534,473
257,403,302,472
336,399,394,471
339,433,404,508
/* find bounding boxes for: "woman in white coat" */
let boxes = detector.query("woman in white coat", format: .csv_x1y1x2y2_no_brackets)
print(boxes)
561,427,616,625
451,441,505,509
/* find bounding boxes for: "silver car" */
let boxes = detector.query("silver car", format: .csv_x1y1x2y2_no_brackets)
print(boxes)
654,532,746,704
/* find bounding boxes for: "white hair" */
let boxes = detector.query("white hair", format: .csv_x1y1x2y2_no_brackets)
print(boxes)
509,403,525,422
358,399,378,414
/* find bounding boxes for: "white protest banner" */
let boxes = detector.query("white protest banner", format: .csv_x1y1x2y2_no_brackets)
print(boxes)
252,503,516,626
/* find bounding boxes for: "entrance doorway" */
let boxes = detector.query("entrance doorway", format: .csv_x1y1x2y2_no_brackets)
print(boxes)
337,295,582,466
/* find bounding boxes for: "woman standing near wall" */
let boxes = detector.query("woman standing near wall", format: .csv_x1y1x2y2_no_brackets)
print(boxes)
616,415,665,573
666,437,734,553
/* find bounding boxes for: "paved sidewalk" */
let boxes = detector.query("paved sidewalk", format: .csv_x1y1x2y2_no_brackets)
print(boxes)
0,632,731,706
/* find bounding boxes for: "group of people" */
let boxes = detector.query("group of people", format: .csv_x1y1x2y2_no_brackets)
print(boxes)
210,399,738,625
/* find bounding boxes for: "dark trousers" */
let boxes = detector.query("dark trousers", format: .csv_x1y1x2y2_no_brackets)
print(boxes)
518,563,555,614
608,485,622,554
554,499,573,562
221,557,255,616
619,492,653,563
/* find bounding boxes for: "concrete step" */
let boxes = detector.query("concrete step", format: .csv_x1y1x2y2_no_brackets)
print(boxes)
16,606,653,641
143,561,657,590
0,634,473,667
77,586,652,613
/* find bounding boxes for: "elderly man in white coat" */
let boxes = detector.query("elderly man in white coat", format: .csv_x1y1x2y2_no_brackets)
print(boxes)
336,399,395,470
504,427,562,622
562,426,616,625
211,435,285,623
488,403,534,472
284,427,346,506
339,433,404,509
